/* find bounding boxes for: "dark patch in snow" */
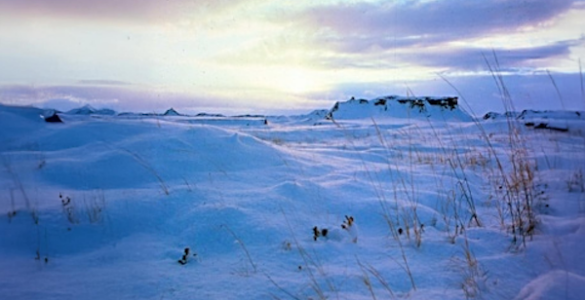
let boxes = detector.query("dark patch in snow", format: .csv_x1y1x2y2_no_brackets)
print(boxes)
426,97,458,110
533,122,568,132
43,112,63,123
397,99,426,112
483,112,500,120
485,110,584,121
234,114,266,118
482,111,522,120
196,113,225,117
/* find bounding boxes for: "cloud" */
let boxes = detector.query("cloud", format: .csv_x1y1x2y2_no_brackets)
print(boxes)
218,0,581,74
399,39,582,71
0,0,255,23
77,80,132,86
231,36,580,73
290,0,576,51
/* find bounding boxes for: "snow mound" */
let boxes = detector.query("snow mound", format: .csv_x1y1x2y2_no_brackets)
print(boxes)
515,270,585,300
325,95,472,121
274,109,330,125
34,122,287,190
0,104,57,145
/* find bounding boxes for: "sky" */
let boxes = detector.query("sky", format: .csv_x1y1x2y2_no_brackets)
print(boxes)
0,0,584,116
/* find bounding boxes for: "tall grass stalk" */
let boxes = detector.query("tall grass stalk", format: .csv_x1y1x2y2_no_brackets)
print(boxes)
122,148,170,195
575,58,585,213
222,224,257,274
356,257,396,299
278,208,335,300
440,51,539,248
370,120,417,290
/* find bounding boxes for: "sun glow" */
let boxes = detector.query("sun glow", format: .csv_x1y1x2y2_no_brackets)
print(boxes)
278,68,320,94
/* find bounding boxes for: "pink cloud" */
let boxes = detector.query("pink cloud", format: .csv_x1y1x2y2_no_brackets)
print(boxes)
0,0,252,23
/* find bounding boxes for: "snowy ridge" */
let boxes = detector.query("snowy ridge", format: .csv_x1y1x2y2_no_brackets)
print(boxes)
65,104,116,116
325,95,472,121
518,110,583,120
483,109,585,132
484,109,584,121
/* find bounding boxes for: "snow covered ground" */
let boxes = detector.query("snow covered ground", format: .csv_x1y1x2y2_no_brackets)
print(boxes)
1,97,584,299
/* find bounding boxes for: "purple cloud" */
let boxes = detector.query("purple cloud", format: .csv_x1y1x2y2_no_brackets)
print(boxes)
77,80,132,86
294,0,575,51
0,84,202,112
264,0,582,73
294,38,581,73
401,39,582,71
0,83,309,115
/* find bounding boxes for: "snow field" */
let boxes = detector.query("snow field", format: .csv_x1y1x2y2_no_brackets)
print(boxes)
1,102,584,299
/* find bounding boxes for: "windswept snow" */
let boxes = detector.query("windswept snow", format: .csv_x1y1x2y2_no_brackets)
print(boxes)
0,98,584,300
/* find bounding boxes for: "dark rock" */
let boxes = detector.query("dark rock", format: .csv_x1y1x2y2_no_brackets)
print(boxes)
534,123,548,129
44,113,63,123
533,122,569,132
427,97,458,110
374,99,386,106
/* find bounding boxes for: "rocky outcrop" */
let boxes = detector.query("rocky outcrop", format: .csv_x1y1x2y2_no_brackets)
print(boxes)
325,95,470,121
163,108,181,116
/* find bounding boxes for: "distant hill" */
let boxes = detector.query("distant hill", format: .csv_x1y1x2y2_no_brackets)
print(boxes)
163,108,181,116
324,95,472,121
65,105,116,115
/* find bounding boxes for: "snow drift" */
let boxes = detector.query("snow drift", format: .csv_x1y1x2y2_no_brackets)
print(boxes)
0,99,584,300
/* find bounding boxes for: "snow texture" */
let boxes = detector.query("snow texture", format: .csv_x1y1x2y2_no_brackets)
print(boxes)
1,97,584,299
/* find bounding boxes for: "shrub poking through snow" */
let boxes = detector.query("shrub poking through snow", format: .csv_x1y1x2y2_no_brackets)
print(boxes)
312,226,328,241
341,215,354,230
341,215,358,243
59,193,78,225
178,247,196,265
313,215,358,243
567,169,584,193
7,189,16,223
